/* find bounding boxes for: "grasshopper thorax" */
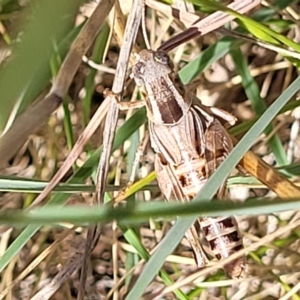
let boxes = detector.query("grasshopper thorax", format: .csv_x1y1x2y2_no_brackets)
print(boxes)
132,49,191,125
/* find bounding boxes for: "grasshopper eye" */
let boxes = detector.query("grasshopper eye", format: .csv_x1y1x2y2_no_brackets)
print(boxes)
133,62,145,77
154,51,170,65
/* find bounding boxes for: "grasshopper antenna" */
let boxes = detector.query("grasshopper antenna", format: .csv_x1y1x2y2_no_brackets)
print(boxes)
142,0,151,50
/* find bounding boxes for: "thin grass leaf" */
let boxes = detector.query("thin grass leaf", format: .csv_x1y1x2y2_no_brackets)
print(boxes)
1,197,300,225
179,36,240,84
0,177,95,193
228,99,300,137
62,99,75,155
278,162,300,176
124,229,189,299
230,47,288,166
228,175,264,187
273,0,299,10
114,171,156,202
0,225,40,276
0,177,148,193
83,23,110,125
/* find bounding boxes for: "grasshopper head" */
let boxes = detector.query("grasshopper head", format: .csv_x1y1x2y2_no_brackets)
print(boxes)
132,49,174,86
131,49,189,124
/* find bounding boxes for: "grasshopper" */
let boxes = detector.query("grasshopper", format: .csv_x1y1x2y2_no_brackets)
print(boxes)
24,0,300,298
132,49,244,277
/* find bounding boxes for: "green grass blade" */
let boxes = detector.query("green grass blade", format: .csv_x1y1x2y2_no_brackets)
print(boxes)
83,23,110,125
179,37,239,84
0,225,40,274
228,100,300,137
230,47,288,166
2,198,300,225
124,229,189,299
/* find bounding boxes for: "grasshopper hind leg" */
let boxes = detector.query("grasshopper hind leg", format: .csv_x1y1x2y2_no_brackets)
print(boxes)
185,220,209,267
